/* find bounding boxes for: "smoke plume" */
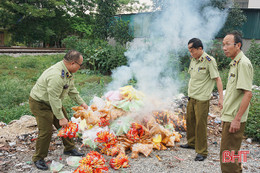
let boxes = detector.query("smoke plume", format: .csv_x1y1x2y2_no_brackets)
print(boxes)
107,0,228,109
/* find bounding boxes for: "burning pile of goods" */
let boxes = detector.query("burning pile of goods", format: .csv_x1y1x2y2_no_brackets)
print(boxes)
58,85,186,172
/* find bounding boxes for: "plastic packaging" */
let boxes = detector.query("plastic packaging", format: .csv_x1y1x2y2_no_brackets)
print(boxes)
109,116,133,136
49,160,64,172
66,156,81,167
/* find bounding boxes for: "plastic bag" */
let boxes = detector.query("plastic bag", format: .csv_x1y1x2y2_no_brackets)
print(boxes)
109,116,133,136
81,126,108,149
49,160,64,173
92,96,106,110
119,85,144,100
105,90,122,101
131,143,153,158
66,156,81,167
113,99,144,112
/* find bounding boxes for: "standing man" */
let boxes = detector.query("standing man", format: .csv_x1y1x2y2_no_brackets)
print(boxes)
180,38,223,161
29,50,89,170
220,31,253,172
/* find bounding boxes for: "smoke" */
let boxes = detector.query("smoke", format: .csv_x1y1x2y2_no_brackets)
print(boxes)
107,0,228,108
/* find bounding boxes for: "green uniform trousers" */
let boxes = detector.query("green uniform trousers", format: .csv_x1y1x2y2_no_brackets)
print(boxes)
29,96,75,162
186,97,209,156
220,122,246,173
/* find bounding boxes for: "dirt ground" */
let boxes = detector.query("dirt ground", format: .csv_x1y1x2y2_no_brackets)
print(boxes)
0,100,259,173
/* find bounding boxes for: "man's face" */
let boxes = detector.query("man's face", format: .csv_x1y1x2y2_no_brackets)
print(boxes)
222,34,240,59
70,55,83,73
188,43,202,59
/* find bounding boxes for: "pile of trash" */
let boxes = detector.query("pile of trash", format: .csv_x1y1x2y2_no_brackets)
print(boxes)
56,85,186,172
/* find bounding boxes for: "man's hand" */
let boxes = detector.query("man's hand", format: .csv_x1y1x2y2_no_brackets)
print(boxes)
229,119,241,133
218,99,223,109
59,118,69,127
215,77,223,110
81,103,88,110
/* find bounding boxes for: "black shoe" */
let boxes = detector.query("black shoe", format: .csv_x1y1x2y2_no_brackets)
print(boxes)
64,149,84,156
34,159,48,170
180,144,195,149
195,154,207,161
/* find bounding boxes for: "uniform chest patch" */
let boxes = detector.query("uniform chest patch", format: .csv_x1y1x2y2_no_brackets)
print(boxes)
198,67,206,72
230,73,235,77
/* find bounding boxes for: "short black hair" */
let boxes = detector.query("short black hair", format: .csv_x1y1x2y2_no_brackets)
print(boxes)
64,50,82,62
226,30,243,50
188,38,203,49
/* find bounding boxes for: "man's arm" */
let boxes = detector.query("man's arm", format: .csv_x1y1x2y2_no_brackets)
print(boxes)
215,77,223,109
229,90,252,133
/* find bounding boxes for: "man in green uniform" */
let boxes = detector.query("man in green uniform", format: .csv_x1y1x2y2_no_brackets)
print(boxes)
220,31,253,172
29,50,89,170
180,38,223,161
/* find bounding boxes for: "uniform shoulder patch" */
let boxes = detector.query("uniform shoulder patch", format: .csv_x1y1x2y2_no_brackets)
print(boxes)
61,69,65,78
205,56,211,62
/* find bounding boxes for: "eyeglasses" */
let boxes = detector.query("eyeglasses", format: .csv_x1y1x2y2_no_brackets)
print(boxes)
222,43,236,48
74,61,83,67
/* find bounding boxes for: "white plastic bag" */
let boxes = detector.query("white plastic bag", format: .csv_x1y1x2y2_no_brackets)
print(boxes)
66,156,81,167
49,160,64,172
92,96,106,109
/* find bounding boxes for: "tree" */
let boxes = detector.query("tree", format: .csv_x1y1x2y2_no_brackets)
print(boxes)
219,3,247,36
0,0,71,47
109,19,134,46
93,0,120,40
64,0,95,39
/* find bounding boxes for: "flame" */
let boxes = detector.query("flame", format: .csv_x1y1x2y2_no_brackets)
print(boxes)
153,110,186,132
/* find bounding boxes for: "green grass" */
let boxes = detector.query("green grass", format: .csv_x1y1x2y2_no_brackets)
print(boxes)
0,54,111,123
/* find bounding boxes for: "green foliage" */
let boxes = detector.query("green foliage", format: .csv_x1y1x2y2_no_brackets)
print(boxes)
246,40,260,67
218,3,247,37
246,40,260,86
245,90,260,142
118,0,150,13
207,40,230,70
253,66,260,86
178,70,189,95
0,0,70,47
93,0,120,40
109,19,134,46
62,36,128,74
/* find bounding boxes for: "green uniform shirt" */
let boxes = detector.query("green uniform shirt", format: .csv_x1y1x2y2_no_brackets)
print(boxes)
188,52,219,101
30,61,85,119
221,51,253,122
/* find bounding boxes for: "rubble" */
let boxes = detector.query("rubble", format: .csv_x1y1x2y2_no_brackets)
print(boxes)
0,115,37,146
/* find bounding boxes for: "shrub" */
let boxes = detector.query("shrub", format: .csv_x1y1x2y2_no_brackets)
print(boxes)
109,19,134,46
245,89,260,142
207,40,230,70
246,40,260,86
62,36,127,75
246,40,260,67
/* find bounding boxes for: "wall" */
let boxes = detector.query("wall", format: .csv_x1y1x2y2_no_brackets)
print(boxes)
248,0,260,8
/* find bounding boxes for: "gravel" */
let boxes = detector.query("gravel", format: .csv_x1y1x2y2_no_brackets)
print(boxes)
1,131,259,173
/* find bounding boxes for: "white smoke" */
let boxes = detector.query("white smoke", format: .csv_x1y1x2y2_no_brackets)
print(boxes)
107,0,228,108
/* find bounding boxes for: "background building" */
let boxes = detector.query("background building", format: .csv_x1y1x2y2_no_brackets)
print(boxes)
234,0,260,8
